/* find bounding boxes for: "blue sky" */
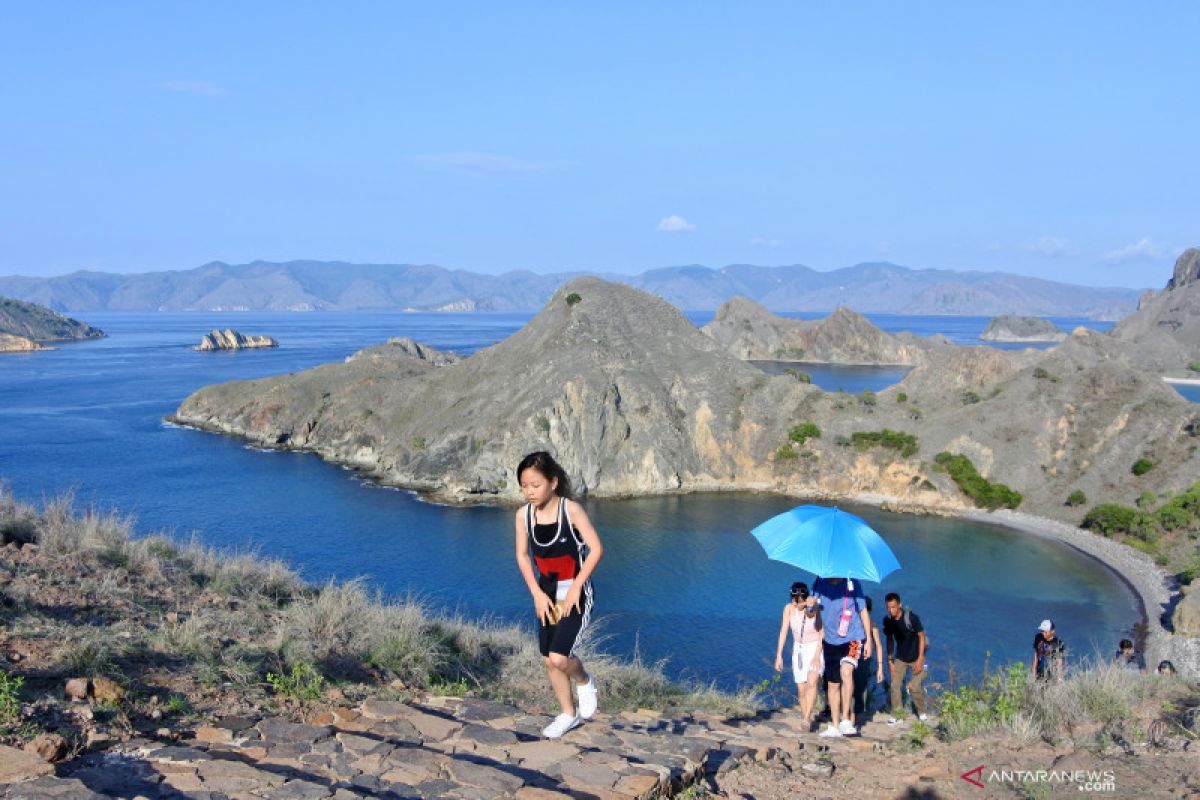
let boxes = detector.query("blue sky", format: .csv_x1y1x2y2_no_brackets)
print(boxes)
2,3,1196,287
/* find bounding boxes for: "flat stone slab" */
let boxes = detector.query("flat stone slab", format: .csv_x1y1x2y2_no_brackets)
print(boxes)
0,745,56,784
257,718,334,745
459,723,520,747
444,759,527,793
361,699,411,721
456,699,524,722
0,776,102,800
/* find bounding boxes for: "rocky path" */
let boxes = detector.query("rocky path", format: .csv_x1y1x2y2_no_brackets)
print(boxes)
0,697,914,800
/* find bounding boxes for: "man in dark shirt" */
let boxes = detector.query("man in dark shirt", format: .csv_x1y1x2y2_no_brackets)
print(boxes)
1032,619,1066,681
882,592,928,724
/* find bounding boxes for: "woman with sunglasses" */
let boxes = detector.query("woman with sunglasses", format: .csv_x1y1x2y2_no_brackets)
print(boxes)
774,581,824,729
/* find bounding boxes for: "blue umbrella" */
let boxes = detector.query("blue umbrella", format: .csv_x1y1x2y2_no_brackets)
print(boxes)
751,504,901,583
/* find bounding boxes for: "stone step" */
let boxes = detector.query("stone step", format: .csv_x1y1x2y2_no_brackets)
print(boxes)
1,698,913,799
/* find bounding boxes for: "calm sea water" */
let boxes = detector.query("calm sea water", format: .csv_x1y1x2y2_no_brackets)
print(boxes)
0,311,1143,692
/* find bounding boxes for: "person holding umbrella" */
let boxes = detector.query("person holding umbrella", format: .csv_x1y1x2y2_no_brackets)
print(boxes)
750,505,901,737
812,575,872,736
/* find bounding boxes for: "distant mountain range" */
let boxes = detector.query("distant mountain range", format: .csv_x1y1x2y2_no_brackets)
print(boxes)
0,260,1144,318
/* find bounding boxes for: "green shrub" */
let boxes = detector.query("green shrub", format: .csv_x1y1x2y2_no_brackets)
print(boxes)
1157,503,1191,531
1065,490,1087,507
1137,491,1158,509
962,390,981,405
0,670,22,726
783,368,812,383
1081,504,1146,537
852,429,919,458
933,452,1022,510
939,663,1026,740
266,662,325,701
776,445,798,460
411,436,427,450
896,392,908,403
1032,367,1057,382
565,292,582,307
859,389,877,406
1131,458,1154,476
788,423,820,445
162,694,191,716
1179,556,1200,585
1188,362,1200,373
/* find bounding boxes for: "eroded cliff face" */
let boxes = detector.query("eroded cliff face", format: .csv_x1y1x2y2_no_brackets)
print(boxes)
703,298,926,365
0,333,44,352
171,275,1200,523
1110,248,1200,368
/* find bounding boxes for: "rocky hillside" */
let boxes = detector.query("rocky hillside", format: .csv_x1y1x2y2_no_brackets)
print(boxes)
171,276,1200,529
172,276,795,500
1110,247,1200,373
980,314,1067,342
0,296,104,342
702,298,927,364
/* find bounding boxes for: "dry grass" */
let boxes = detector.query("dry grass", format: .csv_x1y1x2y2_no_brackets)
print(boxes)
1,487,758,718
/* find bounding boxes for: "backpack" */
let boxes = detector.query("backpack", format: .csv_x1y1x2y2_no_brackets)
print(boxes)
902,607,930,649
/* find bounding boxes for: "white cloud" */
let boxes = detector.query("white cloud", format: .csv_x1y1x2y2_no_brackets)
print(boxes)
749,236,782,248
657,214,695,233
411,152,564,176
159,80,225,96
1103,237,1163,264
1027,236,1070,258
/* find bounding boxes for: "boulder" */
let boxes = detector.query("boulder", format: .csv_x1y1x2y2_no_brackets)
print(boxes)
25,733,69,762
1172,584,1200,637
64,677,89,701
0,744,55,782
90,677,125,703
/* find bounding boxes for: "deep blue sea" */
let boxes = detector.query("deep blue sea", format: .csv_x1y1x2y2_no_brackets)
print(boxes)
0,311,1148,694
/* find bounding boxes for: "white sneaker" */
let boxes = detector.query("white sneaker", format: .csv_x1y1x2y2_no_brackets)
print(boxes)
886,717,898,726
918,713,929,721
838,719,857,736
818,724,842,738
576,675,598,720
542,712,581,739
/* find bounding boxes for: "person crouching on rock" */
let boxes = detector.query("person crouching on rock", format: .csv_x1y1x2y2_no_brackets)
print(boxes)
774,581,823,730
514,451,603,739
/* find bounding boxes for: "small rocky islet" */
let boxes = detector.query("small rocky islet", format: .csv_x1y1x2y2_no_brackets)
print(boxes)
0,296,105,350
979,314,1068,343
195,329,279,351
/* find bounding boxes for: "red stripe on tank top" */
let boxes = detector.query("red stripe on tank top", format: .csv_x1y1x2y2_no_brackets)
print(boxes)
535,554,577,579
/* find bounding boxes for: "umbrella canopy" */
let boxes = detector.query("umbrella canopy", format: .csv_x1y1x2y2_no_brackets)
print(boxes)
751,504,901,583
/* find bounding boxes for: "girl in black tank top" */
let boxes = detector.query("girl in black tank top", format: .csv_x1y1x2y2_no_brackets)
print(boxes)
514,451,604,739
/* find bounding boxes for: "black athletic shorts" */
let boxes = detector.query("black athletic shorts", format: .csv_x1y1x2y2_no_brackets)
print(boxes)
823,639,863,684
539,607,586,657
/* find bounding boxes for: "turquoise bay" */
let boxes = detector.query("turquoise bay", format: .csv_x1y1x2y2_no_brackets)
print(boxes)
0,311,1140,690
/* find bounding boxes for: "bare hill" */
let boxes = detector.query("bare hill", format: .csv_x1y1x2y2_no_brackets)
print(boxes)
703,297,927,364
0,296,105,342
171,276,1199,528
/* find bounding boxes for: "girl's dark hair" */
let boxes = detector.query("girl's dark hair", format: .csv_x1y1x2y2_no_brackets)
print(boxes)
516,451,574,499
